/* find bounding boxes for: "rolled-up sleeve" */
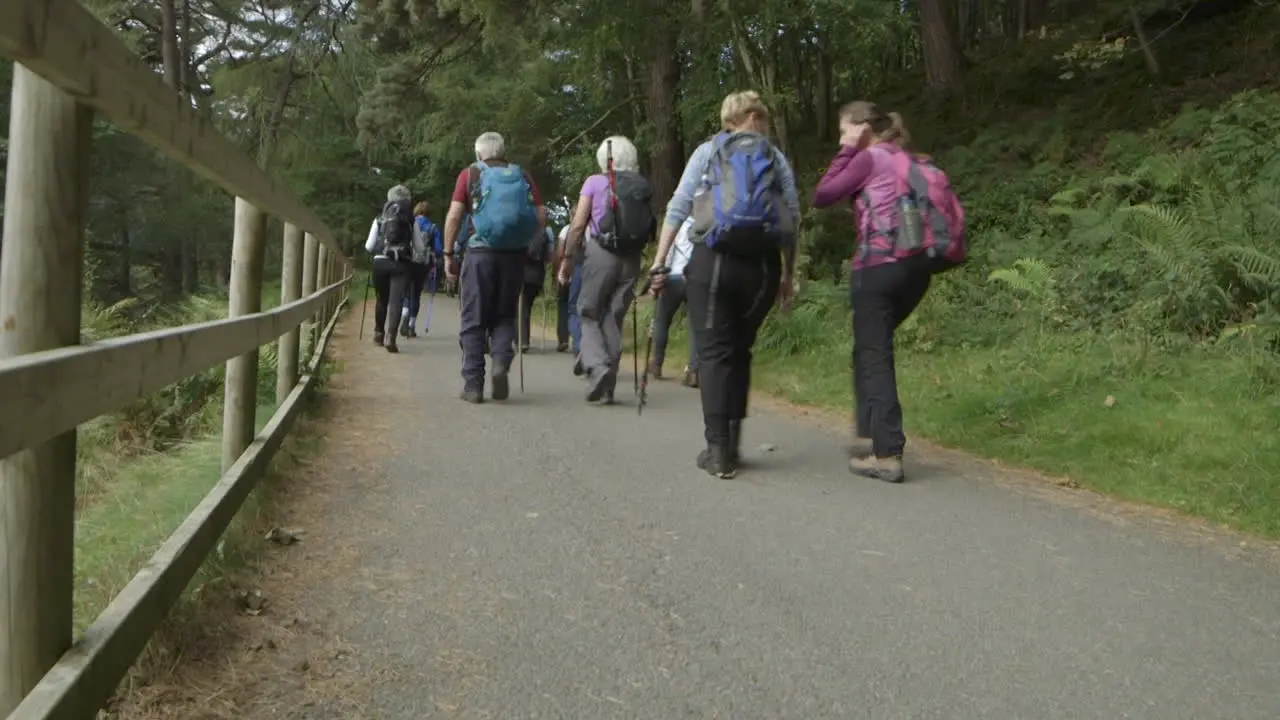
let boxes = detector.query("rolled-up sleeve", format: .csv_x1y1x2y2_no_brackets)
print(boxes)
664,141,715,230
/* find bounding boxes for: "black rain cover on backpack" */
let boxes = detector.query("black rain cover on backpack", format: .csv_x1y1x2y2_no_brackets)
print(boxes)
597,171,655,255
379,199,414,261
527,227,550,264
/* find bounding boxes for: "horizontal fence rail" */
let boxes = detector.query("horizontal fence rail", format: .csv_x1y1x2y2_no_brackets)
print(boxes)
0,1,359,718
5,302,347,720
0,278,348,461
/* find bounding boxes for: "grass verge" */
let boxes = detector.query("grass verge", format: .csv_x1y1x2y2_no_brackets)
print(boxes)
75,401,279,630
72,335,344,710
622,292,1280,539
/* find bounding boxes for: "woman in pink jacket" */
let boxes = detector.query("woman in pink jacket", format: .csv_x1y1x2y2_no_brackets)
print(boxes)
812,101,933,484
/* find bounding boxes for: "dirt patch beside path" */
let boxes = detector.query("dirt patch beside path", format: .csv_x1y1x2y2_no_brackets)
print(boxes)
109,304,408,720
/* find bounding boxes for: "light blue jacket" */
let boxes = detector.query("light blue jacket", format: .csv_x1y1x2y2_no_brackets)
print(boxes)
663,133,800,245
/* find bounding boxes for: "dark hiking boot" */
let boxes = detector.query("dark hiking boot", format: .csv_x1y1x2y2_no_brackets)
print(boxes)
491,371,510,401
573,357,585,377
521,345,531,354
373,331,385,347
585,369,612,403
460,386,484,404
681,367,699,389
728,420,743,464
557,342,569,353
400,317,411,337
696,444,736,479
386,342,399,354
647,362,663,380
848,455,905,483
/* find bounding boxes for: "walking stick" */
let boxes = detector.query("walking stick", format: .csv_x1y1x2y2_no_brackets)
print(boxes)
424,265,437,332
636,267,668,416
518,289,526,394
358,274,371,340
632,295,640,396
541,275,549,352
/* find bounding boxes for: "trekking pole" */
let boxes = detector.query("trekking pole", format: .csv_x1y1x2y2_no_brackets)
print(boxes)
635,266,669,416
424,265,437,332
518,289,526,394
540,275,549,352
358,274,371,340
637,293,645,392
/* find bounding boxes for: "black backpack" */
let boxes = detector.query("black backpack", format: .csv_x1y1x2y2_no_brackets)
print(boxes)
527,227,550,264
379,200,414,261
597,171,655,255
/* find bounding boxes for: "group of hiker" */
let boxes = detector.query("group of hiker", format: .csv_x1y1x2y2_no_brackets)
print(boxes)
362,89,967,484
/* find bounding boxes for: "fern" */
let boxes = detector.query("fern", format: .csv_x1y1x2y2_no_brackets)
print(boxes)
988,258,1055,299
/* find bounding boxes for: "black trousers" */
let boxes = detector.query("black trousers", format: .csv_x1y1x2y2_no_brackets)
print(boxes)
850,259,931,458
372,257,411,342
684,245,781,445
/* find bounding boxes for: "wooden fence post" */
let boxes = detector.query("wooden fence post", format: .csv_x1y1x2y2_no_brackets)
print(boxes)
331,254,341,317
332,252,343,319
277,223,303,404
321,254,331,322
316,243,329,328
301,233,318,360
220,198,267,474
0,68,92,716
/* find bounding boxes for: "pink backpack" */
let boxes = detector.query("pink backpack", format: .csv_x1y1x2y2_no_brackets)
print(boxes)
858,145,967,272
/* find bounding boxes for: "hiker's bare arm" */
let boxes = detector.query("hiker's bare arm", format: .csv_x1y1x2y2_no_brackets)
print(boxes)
564,193,593,260
652,223,678,270
782,240,797,279
443,200,465,255
813,148,874,208
364,219,380,253
536,205,547,234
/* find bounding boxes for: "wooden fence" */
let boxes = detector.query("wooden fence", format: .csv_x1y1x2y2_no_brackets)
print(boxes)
0,2,354,717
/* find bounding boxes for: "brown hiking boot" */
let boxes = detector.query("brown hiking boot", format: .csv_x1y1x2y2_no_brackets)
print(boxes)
848,455,905,483
647,362,663,380
680,367,699,388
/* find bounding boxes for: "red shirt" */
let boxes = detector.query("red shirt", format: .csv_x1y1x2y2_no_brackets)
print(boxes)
450,160,543,207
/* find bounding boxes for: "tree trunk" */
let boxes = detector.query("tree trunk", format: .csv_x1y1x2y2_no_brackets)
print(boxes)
159,0,180,88
645,16,683,217
919,0,962,99
258,67,299,171
181,0,196,99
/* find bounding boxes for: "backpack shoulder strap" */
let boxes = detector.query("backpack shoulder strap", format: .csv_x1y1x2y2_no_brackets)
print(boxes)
468,165,484,209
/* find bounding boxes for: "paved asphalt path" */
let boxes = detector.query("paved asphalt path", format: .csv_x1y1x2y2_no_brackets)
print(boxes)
272,297,1280,719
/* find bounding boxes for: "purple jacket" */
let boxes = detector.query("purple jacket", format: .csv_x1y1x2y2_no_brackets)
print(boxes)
812,144,904,272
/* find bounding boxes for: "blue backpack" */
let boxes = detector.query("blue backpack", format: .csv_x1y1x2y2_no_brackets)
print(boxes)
467,162,539,251
690,132,793,253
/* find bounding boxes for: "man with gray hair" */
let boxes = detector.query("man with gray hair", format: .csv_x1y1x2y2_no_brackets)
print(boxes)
556,135,656,403
443,131,547,403
365,183,425,352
